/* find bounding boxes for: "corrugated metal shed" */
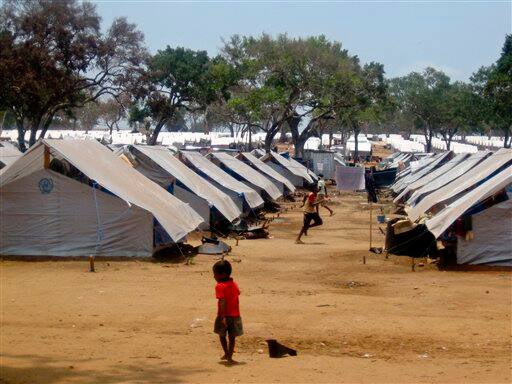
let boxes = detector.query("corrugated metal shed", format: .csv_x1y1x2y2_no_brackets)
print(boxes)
303,150,336,180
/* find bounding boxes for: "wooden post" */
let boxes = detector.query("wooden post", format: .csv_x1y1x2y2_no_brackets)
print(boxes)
43,145,51,169
89,255,95,272
411,257,415,272
369,201,373,249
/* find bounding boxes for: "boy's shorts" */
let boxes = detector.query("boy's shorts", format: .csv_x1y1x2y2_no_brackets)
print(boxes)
303,212,323,229
214,316,244,337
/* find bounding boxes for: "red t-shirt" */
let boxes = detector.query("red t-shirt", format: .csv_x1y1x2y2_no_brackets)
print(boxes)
215,278,240,317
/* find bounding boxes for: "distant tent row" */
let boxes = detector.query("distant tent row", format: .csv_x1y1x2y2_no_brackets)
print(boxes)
387,148,512,266
0,140,318,258
257,150,314,187
236,152,296,195
119,145,241,228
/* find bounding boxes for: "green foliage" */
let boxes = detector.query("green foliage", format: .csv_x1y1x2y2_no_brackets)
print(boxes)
389,67,451,150
131,47,238,143
0,0,146,150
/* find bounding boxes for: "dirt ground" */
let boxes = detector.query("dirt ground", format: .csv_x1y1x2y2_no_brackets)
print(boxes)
1,192,511,384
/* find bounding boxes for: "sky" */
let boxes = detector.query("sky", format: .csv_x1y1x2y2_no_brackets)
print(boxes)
95,1,511,81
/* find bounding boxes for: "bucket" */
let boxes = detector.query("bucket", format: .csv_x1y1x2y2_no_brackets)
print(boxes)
377,214,386,224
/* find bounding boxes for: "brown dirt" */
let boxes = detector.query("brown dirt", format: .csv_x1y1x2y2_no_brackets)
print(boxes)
1,192,511,383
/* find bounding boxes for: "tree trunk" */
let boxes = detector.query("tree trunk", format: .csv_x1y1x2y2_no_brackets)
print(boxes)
148,120,166,145
442,133,451,151
424,128,433,153
279,126,287,143
16,120,26,152
228,123,234,138
28,127,38,147
264,127,279,152
38,113,56,142
295,136,307,159
328,132,333,149
504,127,511,148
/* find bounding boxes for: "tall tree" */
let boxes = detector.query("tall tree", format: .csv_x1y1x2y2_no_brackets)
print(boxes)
97,97,128,135
481,35,512,147
438,82,481,150
0,0,146,151
221,34,364,155
390,68,450,152
129,48,236,144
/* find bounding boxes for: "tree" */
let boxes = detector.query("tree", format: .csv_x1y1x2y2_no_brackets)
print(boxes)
480,35,512,147
129,48,237,145
438,82,482,150
336,62,389,159
98,97,128,135
221,34,310,152
390,68,450,152
0,0,146,151
221,34,362,155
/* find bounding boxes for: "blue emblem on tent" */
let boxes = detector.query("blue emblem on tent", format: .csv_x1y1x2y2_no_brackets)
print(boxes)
38,178,54,194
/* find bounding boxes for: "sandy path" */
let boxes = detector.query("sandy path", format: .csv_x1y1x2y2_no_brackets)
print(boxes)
1,193,511,383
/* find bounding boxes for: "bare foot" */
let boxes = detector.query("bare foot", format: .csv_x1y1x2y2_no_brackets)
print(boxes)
330,212,335,217
220,355,228,361
295,240,305,244
226,358,239,365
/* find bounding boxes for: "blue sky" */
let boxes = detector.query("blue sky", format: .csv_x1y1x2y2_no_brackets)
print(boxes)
95,1,511,81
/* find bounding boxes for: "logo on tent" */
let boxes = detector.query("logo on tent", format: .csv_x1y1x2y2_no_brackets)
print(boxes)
38,178,54,194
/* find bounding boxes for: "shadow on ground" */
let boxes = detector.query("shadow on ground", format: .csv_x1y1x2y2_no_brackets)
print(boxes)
0,353,209,384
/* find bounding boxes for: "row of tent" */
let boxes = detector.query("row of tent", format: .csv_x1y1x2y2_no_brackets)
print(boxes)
380,134,480,154
0,139,317,258
385,148,512,266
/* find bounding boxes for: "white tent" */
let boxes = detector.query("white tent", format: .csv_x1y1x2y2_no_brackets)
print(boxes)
426,167,512,238
393,153,468,203
261,151,312,187
122,146,242,226
408,148,512,221
346,134,371,155
456,199,512,266
0,140,203,257
237,152,296,194
0,141,22,169
405,151,491,208
392,152,451,194
208,152,282,200
288,156,318,182
180,151,264,211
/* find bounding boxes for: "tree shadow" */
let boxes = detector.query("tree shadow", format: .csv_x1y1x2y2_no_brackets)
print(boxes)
1,353,210,384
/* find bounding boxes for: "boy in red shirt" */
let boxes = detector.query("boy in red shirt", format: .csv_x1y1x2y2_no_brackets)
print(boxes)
296,185,323,244
213,260,243,364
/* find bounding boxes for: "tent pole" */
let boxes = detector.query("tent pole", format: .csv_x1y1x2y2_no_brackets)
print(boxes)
369,201,372,249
